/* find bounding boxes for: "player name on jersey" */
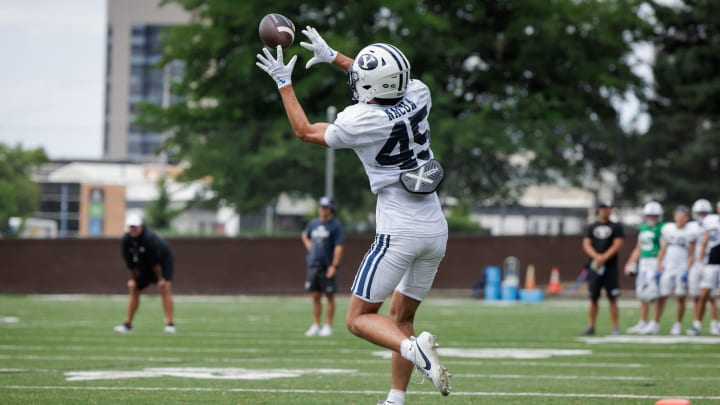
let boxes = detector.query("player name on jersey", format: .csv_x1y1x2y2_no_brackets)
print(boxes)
383,99,418,121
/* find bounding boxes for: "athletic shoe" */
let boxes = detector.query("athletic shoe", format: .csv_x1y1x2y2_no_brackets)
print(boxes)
626,322,646,334
413,331,451,396
611,327,621,336
580,326,595,336
670,322,682,336
113,324,132,333
318,324,332,337
686,326,701,336
711,326,720,336
164,324,176,334
376,401,396,405
304,324,320,337
640,322,659,335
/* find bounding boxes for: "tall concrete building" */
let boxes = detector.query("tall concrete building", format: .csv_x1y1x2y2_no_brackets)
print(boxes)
103,0,190,162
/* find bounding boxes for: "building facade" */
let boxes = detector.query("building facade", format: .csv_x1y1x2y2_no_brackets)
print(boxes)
103,0,190,162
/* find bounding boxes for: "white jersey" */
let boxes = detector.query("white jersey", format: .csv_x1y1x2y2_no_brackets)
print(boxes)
687,220,706,263
325,79,447,237
660,222,695,272
703,214,720,264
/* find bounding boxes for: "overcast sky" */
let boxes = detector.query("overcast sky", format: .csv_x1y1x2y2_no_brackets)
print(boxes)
0,0,106,159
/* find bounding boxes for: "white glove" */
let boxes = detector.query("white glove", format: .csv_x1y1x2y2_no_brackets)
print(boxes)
300,26,337,69
255,45,297,89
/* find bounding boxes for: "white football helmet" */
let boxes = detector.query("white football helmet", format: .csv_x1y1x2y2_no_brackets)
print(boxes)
638,281,659,303
347,43,411,103
692,198,712,219
642,201,663,217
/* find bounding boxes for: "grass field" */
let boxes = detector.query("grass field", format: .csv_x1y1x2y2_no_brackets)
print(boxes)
1,293,719,405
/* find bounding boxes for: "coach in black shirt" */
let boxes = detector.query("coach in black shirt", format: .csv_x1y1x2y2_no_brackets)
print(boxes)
581,200,624,335
114,214,176,334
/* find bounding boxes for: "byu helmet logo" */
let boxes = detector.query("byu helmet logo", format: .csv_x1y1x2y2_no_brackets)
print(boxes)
358,54,378,70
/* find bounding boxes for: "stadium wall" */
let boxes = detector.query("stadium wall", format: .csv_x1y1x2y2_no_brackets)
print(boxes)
0,235,635,295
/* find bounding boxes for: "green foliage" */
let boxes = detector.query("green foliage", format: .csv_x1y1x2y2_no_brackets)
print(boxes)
144,177,184,231
140,0,651,215
622,0,720,207
0,143,48,235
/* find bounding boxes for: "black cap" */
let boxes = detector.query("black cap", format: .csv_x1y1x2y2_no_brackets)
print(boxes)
598,200,613,208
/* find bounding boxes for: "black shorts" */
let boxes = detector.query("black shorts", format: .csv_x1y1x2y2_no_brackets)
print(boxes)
586,263,620,300
135,254,174,290
304,262,337,294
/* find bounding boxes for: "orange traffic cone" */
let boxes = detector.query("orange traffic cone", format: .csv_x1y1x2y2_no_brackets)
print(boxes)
524,264,537,290
548,266,561,295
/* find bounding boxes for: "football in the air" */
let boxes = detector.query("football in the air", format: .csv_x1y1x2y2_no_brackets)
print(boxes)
258,13,295,49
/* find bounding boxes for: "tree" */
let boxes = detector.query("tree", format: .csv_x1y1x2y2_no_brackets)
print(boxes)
0,143,48,235
622,0,720,208
140,0,651,214
144,177,184,231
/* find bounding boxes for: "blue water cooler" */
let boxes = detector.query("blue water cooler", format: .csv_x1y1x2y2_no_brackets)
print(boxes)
484,265,501,301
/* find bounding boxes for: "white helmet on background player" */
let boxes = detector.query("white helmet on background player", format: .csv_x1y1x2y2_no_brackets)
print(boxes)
348,43,411,103
692,198,712,219
638,281,659,303
642,201,663,218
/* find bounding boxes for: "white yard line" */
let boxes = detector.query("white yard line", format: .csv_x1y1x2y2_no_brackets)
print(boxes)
1,385,717,401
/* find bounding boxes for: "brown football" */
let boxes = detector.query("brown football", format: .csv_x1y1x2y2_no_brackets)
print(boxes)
258,13,295,49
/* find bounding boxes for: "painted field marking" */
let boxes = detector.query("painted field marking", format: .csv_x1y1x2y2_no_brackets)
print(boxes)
65,368,355,381
2,385,719,401
580,335,720,344
373,348,591,360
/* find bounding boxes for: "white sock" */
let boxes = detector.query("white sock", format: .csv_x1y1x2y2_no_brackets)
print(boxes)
693,320,702,329
400,338,416,363
637,320,647,327
386,388,405,404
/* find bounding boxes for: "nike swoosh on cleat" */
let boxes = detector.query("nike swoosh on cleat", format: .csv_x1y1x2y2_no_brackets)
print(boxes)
416,345,432,371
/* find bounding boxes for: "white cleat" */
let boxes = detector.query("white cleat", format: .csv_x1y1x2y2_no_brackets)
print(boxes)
113,324,132,333
670,323,682,336
626,322,646,334
304,324,320,337
318,324,332,337
686,327,700,336
413,331,451,396
711,326,720,336
164,325,176,334
640,322,660,335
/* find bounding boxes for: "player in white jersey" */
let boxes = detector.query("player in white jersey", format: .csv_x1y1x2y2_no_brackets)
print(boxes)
256,28,450,403
687,199,712,300
641,206,695,335
687,200,720,335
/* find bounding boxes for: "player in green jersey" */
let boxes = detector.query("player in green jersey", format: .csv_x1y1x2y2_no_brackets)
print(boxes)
624,201,664,334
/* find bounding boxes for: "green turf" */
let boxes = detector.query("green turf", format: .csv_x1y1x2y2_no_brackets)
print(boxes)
0,293,718,404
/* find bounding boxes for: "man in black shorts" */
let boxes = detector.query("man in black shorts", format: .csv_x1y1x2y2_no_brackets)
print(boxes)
115,214,176,334
581,200,625,335
301,197,344,337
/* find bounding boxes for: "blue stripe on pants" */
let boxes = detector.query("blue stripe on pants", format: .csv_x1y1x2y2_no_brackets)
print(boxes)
351,234,390,299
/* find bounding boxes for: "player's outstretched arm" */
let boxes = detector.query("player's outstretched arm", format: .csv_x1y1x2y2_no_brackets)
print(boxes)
278,86,329,146
256,45,329,146
300,26,353,72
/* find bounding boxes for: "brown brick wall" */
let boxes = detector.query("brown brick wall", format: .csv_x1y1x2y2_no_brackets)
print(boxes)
0,235,636,295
